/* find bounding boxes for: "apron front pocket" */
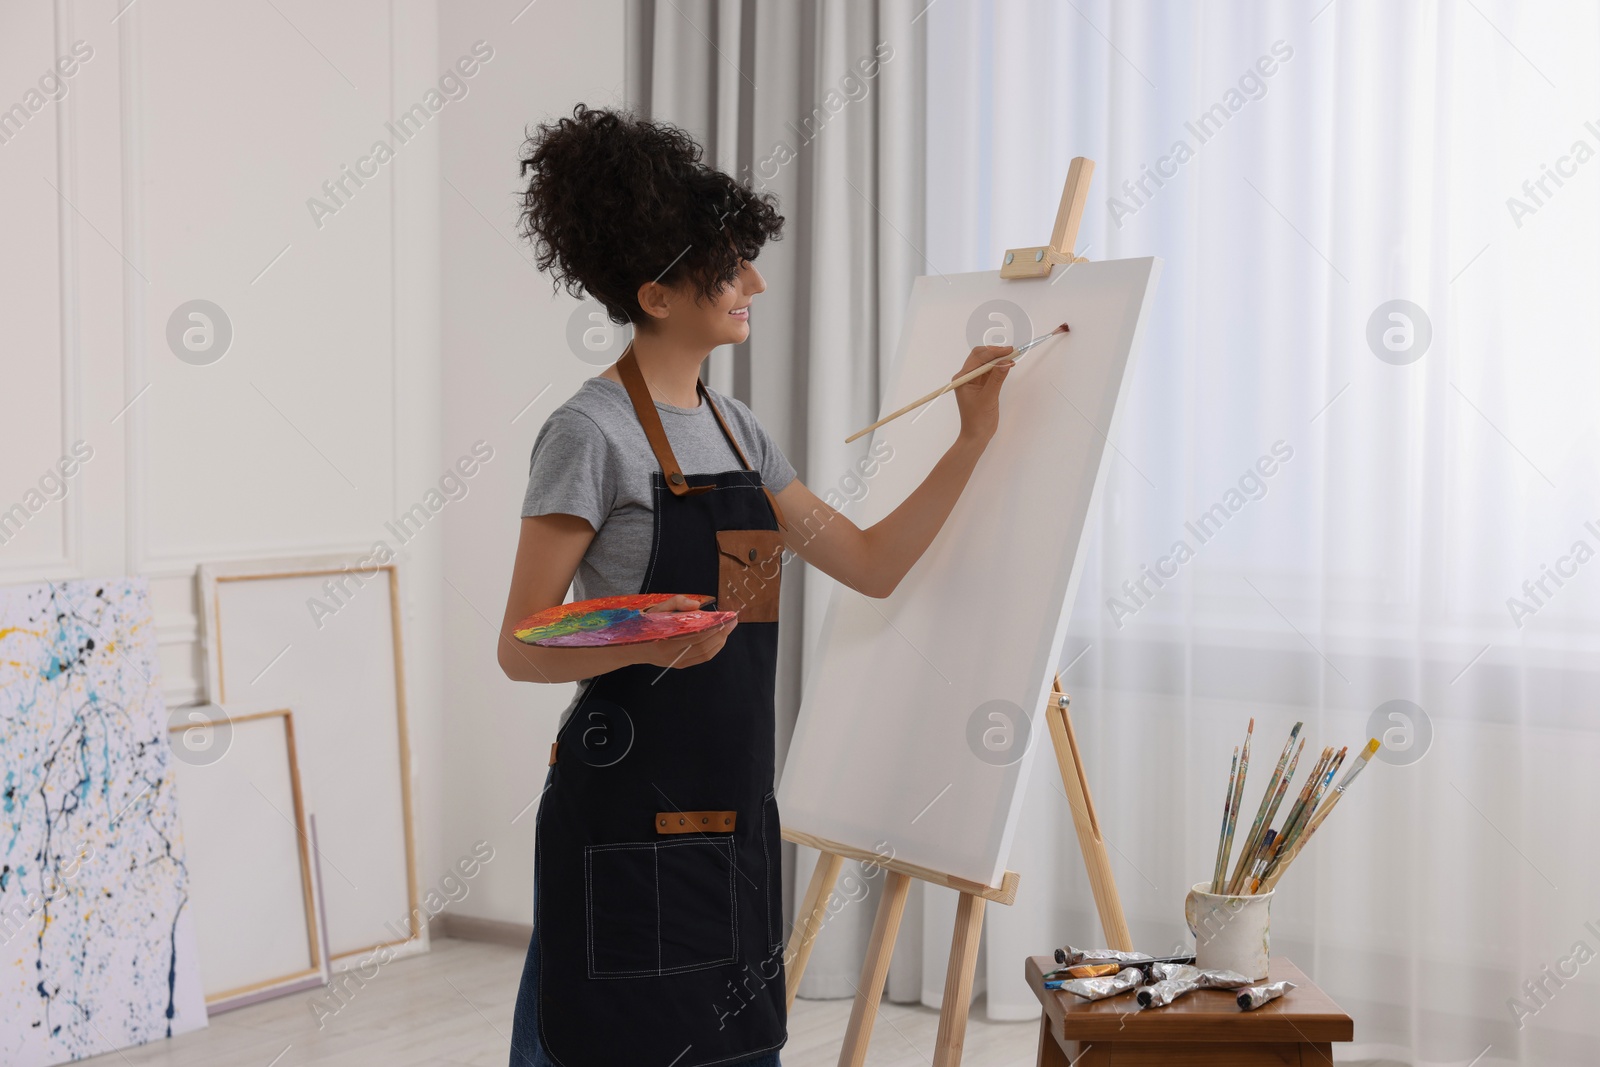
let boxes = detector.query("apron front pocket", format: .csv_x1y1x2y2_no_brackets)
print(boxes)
584,839,738,978
716,529,785,622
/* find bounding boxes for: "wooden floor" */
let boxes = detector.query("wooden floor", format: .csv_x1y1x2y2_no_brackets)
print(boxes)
74,938,1402,1066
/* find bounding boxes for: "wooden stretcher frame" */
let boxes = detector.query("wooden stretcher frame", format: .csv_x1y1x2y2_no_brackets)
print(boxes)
168,707,330,1010
198,555,421,962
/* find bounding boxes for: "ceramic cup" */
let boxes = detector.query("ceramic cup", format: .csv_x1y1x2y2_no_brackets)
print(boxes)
1183,881,1273,981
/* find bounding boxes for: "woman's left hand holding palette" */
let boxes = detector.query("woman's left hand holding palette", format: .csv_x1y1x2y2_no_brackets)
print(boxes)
513,593,738,647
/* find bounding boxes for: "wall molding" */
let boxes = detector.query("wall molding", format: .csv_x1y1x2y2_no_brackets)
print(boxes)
0,0,84,587
120,0,148,577
57,0,85,577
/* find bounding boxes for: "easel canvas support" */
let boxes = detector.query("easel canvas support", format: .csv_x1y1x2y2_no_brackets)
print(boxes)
1044,678,1131,951
779,158,1130,1065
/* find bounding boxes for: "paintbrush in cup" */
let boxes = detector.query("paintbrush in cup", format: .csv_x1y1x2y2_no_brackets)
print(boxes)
1210,745,1239,893
1227,722,1302,893
1258,739,1380,891
1261,746,1343,885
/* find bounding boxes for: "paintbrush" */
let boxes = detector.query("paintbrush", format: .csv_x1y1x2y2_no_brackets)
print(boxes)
1258,739,1380,891
1257,738,1304,848
1227,723,1302,893
1262,746,1343,884
1214,719,1254,893
1223,719,1254,882
1044,963,1122,982
1262,746,1331,874
1280,748,1337,848
1210,745,1239,893
1284,747,1332,833
844,323,1069,443
1304,747,1348,827
1245,828,1278,892
1239,739,1305,891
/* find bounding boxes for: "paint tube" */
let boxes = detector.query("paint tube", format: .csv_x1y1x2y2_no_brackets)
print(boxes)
1137,977,1199,1008
1055,966,1144,1001
1053,945,1156,967
1152,966,1248,991
1146,963,1200,983
1147,963,1252,988
1237,980,1296,1010
1044,963,1122,983
1137,965,1253,1008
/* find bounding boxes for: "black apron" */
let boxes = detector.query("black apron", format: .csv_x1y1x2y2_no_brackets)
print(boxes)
533,348,790,1066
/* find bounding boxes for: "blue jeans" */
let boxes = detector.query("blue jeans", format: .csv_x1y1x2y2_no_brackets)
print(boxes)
509,924,783,1067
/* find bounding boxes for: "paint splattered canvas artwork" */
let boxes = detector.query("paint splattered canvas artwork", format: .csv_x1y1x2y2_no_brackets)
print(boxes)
0,579,207,1065
513,593,737,647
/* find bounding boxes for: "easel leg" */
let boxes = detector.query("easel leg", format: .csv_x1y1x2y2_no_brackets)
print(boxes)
786,850,844,1009
1046,676,1132,951
931,891,986,1067
837,870,911,1067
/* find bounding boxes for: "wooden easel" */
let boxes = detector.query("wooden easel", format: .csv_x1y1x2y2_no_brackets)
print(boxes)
779,160,1129,1067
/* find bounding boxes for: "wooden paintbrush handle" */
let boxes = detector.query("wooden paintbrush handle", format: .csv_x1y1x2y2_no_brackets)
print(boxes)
844,353,1015,444
843,326,1067,444
1257,791,1343,892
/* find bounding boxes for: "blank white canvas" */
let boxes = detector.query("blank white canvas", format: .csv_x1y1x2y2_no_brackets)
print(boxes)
202,563,417,961
779,258,1162,888
170,708,324,1002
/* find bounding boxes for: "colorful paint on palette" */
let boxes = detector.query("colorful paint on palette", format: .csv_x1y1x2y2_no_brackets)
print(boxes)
513,594,736,647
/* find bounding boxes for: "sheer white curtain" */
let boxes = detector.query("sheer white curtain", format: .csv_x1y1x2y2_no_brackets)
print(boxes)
924,1,1600,1064
630,2,1600,1061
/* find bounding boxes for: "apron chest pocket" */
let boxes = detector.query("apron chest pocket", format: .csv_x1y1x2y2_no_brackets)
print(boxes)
716,529,784,623
584,839,738,978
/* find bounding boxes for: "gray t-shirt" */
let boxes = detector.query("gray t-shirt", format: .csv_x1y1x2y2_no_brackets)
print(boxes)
521,375,797,724
522,375,797,591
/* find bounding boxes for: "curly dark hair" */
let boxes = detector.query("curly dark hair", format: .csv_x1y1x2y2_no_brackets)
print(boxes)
517,104,785,325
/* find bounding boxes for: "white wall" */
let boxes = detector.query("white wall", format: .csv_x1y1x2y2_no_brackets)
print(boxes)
0,0,616,939
0,0,444,932
437,0,626,924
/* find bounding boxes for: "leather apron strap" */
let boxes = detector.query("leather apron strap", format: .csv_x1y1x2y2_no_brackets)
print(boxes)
616,345,702,497
615,345,788,530
701,385,790,533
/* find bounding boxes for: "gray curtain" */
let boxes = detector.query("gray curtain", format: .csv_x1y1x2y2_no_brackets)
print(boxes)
625,0,928,1002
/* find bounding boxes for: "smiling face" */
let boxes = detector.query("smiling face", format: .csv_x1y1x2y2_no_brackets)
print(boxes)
636,257,766,348
704,258,764,345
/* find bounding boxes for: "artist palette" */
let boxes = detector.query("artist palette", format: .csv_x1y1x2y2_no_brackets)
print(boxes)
513,593,736,647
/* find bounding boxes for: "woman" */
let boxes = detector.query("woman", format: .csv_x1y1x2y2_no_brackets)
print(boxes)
500,104,1013,1067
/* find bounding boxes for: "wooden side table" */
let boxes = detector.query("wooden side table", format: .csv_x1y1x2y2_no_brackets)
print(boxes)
1026,956,1353,1066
